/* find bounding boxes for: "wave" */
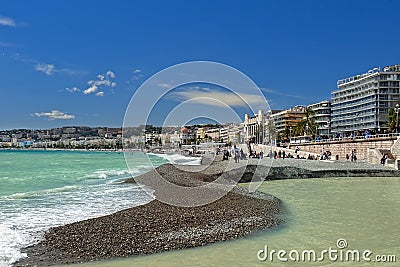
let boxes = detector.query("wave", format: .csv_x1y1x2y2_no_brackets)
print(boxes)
83,169,133,180
0,225,27,267
147,153,201,165
3,185,81,200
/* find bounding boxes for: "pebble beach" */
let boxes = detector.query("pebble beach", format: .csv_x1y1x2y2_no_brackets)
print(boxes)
13,155,400,266
14,156,283,266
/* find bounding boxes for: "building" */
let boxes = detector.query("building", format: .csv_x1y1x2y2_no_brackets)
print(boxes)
243,110,265,144
196,127,207,140
244,110,286,144
308,100,332,137
145,132,158,145
179,127,193,144
218,123,242,144
271,106,305,135
205,127,220,141
332,64,400,136
219,127,228,143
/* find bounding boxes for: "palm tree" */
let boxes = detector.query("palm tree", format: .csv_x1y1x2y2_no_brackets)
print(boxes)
266,120,277,144
293,107,317,136
388,108,398,132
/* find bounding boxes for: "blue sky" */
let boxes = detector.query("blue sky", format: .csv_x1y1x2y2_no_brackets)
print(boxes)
1,0,400,129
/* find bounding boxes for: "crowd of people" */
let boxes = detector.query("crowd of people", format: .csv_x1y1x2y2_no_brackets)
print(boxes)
217,145,366,163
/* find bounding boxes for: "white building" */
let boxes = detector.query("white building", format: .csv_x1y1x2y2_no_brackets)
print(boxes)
332,64,400,135
308,100,332,137
243,110,265,144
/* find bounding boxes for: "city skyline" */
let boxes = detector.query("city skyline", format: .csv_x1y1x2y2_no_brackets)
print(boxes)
1,0,400,130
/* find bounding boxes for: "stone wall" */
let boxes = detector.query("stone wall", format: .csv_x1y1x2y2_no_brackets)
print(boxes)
288,137,397,161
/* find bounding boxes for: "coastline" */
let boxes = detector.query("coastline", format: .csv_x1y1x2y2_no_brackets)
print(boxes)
13,155,400,266
14,156,283,267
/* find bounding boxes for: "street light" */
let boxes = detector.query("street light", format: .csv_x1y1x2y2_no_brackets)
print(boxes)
327,119,331,139
395,104,400,133
354,113,359,139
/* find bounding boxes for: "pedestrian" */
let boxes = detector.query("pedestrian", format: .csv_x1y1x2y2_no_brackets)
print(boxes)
380,154,387,165
282,150,286,159
234,150,240,163
351,149,357,162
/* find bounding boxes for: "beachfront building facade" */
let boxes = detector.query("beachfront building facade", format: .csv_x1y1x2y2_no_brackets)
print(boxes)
205,127,220,141
308,100,332,137
179,127,194,144
243,110,283,144
196,127,207,140
332,64,400,136
243,110,266,144
270,106,305,135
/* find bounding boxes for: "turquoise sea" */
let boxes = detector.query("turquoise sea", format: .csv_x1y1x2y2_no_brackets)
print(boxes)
0,150,168,267
1,150,400,267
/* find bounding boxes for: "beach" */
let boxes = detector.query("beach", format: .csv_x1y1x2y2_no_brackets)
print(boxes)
10,153,400,266
14,155,283,266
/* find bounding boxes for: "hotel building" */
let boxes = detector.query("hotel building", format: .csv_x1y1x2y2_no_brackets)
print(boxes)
270,106,305,134
308,100,332,136
332,64,400,135
243,110,267,144
244,108,306,143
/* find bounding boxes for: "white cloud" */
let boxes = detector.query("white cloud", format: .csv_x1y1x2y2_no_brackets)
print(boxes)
174,90,265,107
84,85,98,94
106,70,115,78
83,70,117,95
157,83,172,88
65,87,80,93
0,16,16,27
35,63,55,75
133,69,141,73
32,110,75,120
260,87,305,99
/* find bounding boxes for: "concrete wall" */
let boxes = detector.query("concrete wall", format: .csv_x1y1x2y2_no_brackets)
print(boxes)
288,137,397,161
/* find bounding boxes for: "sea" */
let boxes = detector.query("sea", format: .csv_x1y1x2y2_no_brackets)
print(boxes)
1,150,400,267
0,150,200,267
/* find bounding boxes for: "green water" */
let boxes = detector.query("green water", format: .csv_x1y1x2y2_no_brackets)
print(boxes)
0,150,168,266
74,177,400,267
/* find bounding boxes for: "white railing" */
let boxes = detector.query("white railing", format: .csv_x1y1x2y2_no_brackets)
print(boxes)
289,133,400,145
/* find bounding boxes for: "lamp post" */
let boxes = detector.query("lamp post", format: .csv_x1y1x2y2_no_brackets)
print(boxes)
395,104,400,133
353,113,359,139
327,119,331,139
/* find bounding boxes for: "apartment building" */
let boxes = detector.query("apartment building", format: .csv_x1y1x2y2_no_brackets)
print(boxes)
332,64,400,135
308,100,332,136
271,106,305,134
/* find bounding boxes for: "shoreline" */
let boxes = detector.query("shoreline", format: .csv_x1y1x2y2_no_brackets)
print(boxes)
13,155,400,266
14,157,283,267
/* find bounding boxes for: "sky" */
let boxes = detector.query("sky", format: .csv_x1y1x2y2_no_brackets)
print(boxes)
1,0,400,129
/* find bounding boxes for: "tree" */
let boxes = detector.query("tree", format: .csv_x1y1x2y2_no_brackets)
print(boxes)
266,120,277,144
293,107,317,137
388,108,399,132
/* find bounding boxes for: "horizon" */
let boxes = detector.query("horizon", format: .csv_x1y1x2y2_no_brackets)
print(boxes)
1,1,400,129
